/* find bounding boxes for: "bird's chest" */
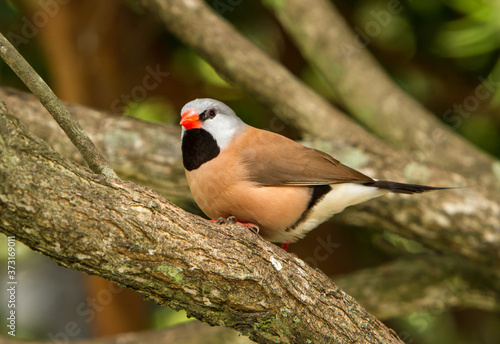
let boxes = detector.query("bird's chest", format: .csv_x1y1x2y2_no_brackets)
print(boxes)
184,147,250,217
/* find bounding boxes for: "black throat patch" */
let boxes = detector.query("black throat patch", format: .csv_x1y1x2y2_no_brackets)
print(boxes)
182,129,221,171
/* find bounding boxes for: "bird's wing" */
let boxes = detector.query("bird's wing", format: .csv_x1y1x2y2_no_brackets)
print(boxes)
236,127,373,186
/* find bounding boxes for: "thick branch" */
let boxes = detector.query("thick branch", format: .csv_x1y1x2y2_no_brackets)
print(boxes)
2,86,500,268
265,0,493,174
336,255,500,319
0,32,116,178
0,108,402,343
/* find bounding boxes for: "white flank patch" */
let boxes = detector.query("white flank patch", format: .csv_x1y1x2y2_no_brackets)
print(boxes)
294,183,389,238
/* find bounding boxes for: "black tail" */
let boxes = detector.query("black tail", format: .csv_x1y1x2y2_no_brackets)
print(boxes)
362,180,450,194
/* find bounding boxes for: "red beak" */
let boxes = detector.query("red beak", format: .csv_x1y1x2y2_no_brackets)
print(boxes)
180,109,202,130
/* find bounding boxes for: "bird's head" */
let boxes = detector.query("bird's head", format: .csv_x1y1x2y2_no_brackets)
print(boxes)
180,98,246,150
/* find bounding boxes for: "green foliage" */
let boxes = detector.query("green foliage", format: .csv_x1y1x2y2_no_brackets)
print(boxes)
433,2,500,58
125,98,177,124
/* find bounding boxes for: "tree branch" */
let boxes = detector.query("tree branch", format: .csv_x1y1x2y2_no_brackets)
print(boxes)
139,0,373,144
0,106,403,343
335,255,500,319
264,0,494,174
0,32,116,178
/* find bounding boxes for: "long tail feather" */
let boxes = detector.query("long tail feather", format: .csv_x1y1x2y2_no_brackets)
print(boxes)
362,180,450,194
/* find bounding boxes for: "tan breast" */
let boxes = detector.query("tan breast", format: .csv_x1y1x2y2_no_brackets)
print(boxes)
185,127,312,242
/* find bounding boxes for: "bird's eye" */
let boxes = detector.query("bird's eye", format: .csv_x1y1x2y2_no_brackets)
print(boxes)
208,109,216,118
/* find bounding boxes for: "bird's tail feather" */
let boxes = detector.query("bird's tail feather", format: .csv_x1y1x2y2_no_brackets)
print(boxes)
362,180,450,194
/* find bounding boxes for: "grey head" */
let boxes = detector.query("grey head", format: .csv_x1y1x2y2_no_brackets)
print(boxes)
180,98,247,150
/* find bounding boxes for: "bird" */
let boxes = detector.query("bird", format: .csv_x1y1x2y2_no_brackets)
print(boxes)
179,98,447,247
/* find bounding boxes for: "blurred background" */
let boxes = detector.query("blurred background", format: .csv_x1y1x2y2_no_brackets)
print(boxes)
0,0,499,343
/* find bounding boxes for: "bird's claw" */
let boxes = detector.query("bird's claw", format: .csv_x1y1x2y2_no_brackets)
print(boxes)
214,216,237,225
227,216,237,224
213,217,259,234
241,222,259,234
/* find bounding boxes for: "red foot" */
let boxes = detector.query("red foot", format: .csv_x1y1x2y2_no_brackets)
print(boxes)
231,220,259,234
237,221,259,233
281,242,290,250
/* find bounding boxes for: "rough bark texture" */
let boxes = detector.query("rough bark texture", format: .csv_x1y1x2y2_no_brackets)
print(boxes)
0,107,403,343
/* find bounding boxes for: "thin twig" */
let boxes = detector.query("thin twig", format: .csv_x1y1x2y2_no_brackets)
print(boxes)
0,32,117,178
